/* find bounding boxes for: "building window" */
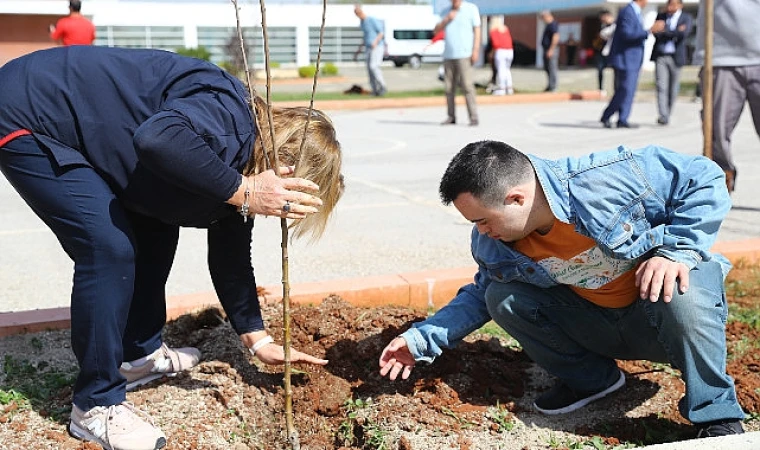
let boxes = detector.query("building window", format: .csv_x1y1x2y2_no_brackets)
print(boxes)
308,26,363,63
197,26,297,66
95,26,184,51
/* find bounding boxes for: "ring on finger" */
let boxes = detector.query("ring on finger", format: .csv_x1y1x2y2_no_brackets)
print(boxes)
282,200,291,213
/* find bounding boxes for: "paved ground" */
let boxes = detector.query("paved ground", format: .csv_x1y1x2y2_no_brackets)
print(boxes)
1,64,758,312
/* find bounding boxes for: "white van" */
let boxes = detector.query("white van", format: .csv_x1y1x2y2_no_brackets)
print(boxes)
383,16,443,69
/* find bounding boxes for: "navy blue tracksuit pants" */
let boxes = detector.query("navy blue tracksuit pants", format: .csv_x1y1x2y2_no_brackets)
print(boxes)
0,135,177,410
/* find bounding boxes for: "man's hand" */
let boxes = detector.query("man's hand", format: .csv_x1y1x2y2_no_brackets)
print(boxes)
546,48,554,59
379,336,416,380
635,256,690,303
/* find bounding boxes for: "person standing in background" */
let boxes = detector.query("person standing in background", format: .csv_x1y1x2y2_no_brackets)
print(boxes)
435,0,481,126
650,0,693,126
50,0,95,46
693,0,760,193
354,4,387,97
488,16,514,95
600,0,663,129
540,10,560,92
594,10,616,94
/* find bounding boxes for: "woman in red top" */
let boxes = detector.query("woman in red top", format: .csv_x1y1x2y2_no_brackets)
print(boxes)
488,16,514,95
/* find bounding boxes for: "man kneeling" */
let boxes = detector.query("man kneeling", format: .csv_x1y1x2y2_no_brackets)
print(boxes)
379,140,745,439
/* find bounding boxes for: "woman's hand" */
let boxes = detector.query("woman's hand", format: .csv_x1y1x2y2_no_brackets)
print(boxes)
379,336,416,380
242,331,328,366
229,166,324,219
254,342,329,366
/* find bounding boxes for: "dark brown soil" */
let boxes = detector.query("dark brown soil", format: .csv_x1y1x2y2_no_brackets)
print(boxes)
1,263,759,449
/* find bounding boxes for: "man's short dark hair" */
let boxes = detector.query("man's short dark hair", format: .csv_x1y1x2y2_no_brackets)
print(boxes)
439,140,533,207
70,1,82,12
598,9,611,17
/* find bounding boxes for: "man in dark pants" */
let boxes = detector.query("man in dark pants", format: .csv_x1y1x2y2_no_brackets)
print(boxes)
601,0,663,128
378,140,745,439
650,0,693,125
540,10,560,92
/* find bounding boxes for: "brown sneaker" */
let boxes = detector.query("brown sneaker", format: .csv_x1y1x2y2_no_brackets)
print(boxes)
120,343,200,391
69,402,166,450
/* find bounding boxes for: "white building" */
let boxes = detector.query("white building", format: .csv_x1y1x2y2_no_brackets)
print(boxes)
0,0,700,68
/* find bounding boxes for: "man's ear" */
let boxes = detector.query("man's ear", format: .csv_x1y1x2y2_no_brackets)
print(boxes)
503,187,526,206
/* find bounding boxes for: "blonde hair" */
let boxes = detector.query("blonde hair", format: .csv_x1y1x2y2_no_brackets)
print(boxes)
245,96,344,240
489,15,504,31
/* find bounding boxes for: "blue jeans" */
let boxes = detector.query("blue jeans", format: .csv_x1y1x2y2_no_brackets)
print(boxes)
484,260,745,424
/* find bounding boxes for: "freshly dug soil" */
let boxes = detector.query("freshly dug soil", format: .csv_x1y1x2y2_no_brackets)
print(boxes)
1,265,759,449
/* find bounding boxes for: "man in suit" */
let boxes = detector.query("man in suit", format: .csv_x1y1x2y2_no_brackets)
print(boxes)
651,0,693,125
601,0,663,128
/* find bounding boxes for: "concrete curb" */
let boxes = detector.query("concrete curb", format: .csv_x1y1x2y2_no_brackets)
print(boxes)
274,90,605,111
2,239,759,338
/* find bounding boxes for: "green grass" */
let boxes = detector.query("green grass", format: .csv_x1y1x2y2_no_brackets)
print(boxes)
1,355,77,422
476,321,522,350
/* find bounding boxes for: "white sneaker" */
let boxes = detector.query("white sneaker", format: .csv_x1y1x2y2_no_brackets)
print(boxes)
507,88,514,95
120,343,200,391
69,402,166,450
492,89,506,96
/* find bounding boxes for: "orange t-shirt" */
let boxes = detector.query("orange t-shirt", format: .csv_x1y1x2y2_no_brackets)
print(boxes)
513,220,640,308
51,15,96,46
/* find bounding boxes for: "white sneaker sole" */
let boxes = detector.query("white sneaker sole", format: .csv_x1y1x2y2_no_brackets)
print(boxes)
125,372,178,391
69,420,167,450
69,421,107,447
534,370,626,415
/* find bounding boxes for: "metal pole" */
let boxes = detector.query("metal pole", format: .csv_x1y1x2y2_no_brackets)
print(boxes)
702,0,714,159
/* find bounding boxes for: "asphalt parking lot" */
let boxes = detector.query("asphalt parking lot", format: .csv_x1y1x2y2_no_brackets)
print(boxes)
2,64,758,312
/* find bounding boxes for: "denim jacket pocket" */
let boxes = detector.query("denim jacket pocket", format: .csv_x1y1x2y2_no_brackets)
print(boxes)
600,200,653,257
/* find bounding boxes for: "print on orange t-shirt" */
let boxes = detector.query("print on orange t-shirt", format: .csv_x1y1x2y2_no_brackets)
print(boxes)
513,219,641,308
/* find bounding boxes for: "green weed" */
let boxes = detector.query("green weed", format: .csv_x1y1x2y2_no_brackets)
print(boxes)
728,305,760,329
336,397,388,450
486,402,514,433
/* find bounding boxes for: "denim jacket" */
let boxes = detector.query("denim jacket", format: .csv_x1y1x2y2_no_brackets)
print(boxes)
402,145,731,363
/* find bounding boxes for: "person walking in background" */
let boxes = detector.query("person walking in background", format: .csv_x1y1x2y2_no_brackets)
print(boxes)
378,140,745,440
354,4,387,97
540,10,560,92
435,0,481,126
594,9,616,93
693,0,760,193
49,0,95,46
651,0,693,126
600,0,663,129
488,16,514,95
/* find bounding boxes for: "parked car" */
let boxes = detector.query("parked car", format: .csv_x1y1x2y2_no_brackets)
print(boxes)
384,28,443,69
